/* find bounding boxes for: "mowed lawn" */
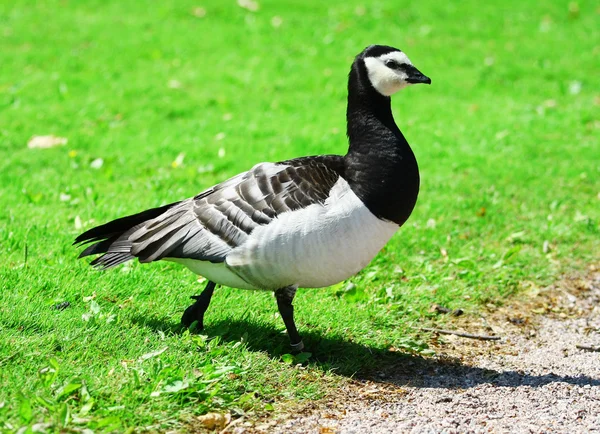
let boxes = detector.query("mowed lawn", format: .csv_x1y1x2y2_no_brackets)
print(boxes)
1,0,598,431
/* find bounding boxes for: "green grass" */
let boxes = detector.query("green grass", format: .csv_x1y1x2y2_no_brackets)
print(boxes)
1,0,598,431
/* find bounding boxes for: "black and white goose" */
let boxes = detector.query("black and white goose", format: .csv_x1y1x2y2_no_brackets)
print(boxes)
75,45,431,352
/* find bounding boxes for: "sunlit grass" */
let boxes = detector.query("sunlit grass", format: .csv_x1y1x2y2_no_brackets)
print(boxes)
1,0,598,431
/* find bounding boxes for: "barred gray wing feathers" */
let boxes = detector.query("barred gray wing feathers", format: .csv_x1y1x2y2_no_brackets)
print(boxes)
76,156,344,269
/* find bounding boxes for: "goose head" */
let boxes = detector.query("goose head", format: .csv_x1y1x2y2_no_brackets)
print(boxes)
359,45,431,96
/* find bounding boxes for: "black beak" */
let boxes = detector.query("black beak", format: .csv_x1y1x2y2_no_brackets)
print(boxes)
405,65,431,85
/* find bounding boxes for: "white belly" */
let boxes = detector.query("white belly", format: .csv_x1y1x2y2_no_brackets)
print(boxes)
166,258,259,290
226,179,399,289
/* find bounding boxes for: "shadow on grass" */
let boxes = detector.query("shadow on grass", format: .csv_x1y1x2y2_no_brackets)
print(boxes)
129,315,600,390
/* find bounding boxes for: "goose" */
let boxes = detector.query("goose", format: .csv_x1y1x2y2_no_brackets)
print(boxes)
75,45,431,352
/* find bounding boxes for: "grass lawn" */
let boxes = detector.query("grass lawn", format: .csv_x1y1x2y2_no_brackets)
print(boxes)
1,0,598,431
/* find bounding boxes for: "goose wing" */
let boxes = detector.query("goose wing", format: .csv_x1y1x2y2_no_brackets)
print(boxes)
76,156,344,269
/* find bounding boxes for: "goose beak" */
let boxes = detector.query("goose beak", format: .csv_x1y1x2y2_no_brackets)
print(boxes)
406,66,431,85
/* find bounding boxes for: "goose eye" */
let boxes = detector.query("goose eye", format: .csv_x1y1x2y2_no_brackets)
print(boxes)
385,59,401,69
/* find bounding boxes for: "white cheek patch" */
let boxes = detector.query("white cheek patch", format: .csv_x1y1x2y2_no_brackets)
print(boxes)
364,51,414,96
379,51,412,65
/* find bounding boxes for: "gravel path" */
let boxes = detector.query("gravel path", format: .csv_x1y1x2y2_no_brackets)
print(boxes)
271,270,600,434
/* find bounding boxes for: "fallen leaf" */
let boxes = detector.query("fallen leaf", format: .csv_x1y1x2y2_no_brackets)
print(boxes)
197,413,230,430
271,16,283,27
172,152,185,168
568,1,580,18
539,16,552,33
238,0,259,12
28,135,68,149
355,6,366,16
168,79,182,89
90,158,104,169
569,81,582,95
139,347,168,362
494,130,509,140
163,380,189,394
191,7,206,17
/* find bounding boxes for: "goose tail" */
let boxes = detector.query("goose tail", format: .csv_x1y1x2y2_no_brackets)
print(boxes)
74,201,181,269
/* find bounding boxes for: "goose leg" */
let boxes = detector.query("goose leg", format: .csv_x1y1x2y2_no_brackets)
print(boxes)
275,286,304,352
181,280,216,330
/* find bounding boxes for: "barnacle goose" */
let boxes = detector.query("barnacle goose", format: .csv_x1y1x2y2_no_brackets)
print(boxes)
75,45,431,352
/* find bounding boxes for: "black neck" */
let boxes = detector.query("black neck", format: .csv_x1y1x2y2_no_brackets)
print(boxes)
343,58,420,226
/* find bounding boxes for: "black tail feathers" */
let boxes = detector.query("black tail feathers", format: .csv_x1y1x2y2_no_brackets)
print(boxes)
74,201,180,269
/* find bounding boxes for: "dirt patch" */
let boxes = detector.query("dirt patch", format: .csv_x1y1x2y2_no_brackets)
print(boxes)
247,267,600,433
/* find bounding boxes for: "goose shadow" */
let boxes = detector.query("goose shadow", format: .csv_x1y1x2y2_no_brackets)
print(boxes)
128,315,600,390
